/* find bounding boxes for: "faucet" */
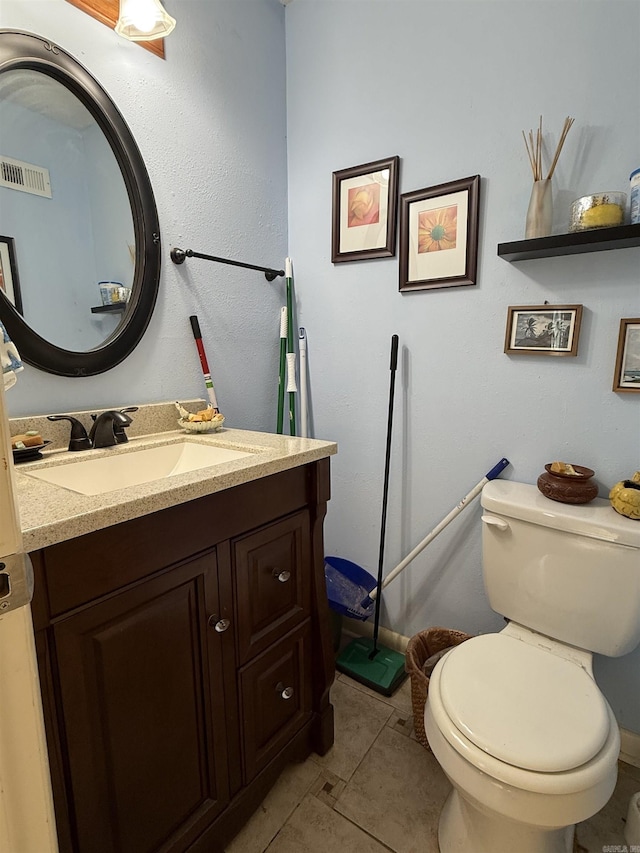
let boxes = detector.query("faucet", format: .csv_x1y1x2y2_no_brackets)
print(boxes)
47,415,92,451
89,410,133,449
113,407,138,444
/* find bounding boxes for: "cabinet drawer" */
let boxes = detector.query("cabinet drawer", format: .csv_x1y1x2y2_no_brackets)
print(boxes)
238,620,311,783
233,511,310,664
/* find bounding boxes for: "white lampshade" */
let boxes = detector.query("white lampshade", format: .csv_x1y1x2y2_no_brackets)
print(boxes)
115,0,176,41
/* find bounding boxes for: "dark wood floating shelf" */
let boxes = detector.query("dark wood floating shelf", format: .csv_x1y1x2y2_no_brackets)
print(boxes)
497,223,640,262
90,303,127,314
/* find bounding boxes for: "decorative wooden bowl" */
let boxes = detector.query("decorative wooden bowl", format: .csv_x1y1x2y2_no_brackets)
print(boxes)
537,464,599,505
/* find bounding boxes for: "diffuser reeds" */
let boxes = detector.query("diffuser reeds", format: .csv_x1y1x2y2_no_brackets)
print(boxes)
522,115,574,181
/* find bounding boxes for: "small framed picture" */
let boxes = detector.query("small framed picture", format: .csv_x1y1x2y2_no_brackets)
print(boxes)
331,155,399,263
0,235,23,315
399,174,480,292
504,305,583,357
613,318,640,393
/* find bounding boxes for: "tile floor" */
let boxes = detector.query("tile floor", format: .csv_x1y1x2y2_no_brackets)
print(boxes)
226,670,640,853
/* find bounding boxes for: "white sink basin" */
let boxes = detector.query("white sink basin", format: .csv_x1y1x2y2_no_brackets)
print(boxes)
24,440,255,496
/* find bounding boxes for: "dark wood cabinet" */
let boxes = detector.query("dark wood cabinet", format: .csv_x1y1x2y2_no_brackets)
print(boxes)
31,460,334,853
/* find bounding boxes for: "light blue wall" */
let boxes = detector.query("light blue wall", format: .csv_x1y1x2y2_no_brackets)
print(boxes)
1,0,639,734
0,0,288,427
285,0,640,732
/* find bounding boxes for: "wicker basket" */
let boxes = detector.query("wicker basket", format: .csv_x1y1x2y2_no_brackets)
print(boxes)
405,627,472,749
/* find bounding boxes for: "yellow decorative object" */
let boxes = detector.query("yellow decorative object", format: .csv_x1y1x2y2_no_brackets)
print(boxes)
581,204,624,228
609,472,640,520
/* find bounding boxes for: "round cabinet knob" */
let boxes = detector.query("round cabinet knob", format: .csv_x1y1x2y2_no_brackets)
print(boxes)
272,569,291,583
275,681,294,700
208,615,231,633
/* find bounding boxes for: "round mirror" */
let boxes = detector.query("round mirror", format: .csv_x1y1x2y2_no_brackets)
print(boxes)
0,30,161,376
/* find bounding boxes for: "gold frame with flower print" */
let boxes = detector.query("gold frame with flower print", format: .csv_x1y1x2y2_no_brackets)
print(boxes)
399,175,480,292
613,318,640,393
331,156,399,263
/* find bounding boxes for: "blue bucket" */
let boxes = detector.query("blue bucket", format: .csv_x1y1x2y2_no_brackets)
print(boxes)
324,556,376,621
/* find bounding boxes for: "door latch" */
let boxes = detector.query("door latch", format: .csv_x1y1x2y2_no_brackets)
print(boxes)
0,553,34,615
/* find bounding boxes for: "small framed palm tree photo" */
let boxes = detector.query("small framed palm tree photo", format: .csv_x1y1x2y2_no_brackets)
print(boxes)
504,305,583,357
399,174,480,292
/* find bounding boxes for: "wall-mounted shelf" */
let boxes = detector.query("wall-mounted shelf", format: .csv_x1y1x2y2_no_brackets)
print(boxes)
497,223,640,262
91,303,127,314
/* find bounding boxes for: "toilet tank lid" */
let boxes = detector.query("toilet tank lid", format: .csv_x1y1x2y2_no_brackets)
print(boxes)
481,480,640,548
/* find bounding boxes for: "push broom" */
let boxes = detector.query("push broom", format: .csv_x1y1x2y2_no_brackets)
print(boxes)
336,334,408,697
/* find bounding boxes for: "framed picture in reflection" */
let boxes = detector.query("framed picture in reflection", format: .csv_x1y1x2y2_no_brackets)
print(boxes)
0,236,23,315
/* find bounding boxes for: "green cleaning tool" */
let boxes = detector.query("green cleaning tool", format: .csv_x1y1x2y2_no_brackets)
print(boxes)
336,334,407,697
285,257,296,436
277,307,287,434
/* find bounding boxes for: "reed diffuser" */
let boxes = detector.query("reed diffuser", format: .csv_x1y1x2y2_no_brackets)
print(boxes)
522,115,574,238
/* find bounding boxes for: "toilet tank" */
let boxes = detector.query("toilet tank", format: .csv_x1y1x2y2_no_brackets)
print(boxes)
480,480,640,657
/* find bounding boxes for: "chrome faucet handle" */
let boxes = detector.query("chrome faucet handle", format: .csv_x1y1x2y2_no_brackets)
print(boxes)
47,415,92,451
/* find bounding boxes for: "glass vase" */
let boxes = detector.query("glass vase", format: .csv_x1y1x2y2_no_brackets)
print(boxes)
525,179,552,239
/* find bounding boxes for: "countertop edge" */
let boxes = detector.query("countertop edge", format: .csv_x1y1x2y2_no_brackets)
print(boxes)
16,429,337,552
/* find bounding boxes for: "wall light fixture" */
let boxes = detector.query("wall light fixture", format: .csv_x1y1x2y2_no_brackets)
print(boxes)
115,0,176,41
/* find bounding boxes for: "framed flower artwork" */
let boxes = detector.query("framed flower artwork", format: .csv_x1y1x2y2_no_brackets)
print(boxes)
613,318,640,393
331,156,399,263
504,305,583,357
399,175,480,292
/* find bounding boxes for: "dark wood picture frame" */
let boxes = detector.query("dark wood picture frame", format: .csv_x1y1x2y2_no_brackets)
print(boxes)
399,174,480,292
331,156,399,263
504,305,583,357
613,318,640,393
0,235,23,315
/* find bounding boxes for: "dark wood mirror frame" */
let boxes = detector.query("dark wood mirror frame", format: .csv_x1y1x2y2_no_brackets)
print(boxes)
0,30,161,377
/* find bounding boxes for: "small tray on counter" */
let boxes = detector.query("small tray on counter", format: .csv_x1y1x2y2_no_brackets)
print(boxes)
12,440,52,463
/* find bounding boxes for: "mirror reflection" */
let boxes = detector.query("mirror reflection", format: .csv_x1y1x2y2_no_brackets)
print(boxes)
0,69,134,351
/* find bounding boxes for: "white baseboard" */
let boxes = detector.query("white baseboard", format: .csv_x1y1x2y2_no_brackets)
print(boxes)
341,618,640,768
342,616,409,654
620,728,640,769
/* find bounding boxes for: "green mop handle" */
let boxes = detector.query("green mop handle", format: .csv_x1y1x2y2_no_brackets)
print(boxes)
277,307,287,434
285,257,297,436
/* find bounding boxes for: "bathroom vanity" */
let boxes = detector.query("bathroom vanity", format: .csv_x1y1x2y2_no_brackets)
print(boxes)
14,419,337,853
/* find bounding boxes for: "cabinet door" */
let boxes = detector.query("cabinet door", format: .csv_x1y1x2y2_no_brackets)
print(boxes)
52,552,229,853
234,511,311,664
238,620,311,783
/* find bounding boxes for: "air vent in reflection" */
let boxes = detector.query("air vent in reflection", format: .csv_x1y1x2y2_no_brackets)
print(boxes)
0,155,52,198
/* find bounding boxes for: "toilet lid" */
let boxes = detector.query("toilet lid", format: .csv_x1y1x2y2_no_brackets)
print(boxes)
439,634,610,772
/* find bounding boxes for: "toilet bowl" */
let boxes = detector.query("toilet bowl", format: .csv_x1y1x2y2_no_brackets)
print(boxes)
421,480,640,853
424,626,620,853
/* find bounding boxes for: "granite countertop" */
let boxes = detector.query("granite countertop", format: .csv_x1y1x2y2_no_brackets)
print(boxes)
10,402,336,553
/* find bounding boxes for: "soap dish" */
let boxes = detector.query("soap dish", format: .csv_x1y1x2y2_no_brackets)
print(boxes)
12,440,52,463
178,416,225,433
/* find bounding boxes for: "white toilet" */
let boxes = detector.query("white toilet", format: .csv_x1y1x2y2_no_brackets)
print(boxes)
424,479,640,853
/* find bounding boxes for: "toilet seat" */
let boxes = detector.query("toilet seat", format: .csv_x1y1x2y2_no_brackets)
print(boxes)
438,633,610,773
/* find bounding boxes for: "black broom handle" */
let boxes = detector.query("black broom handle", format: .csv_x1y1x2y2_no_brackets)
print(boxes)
370,334,399,658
